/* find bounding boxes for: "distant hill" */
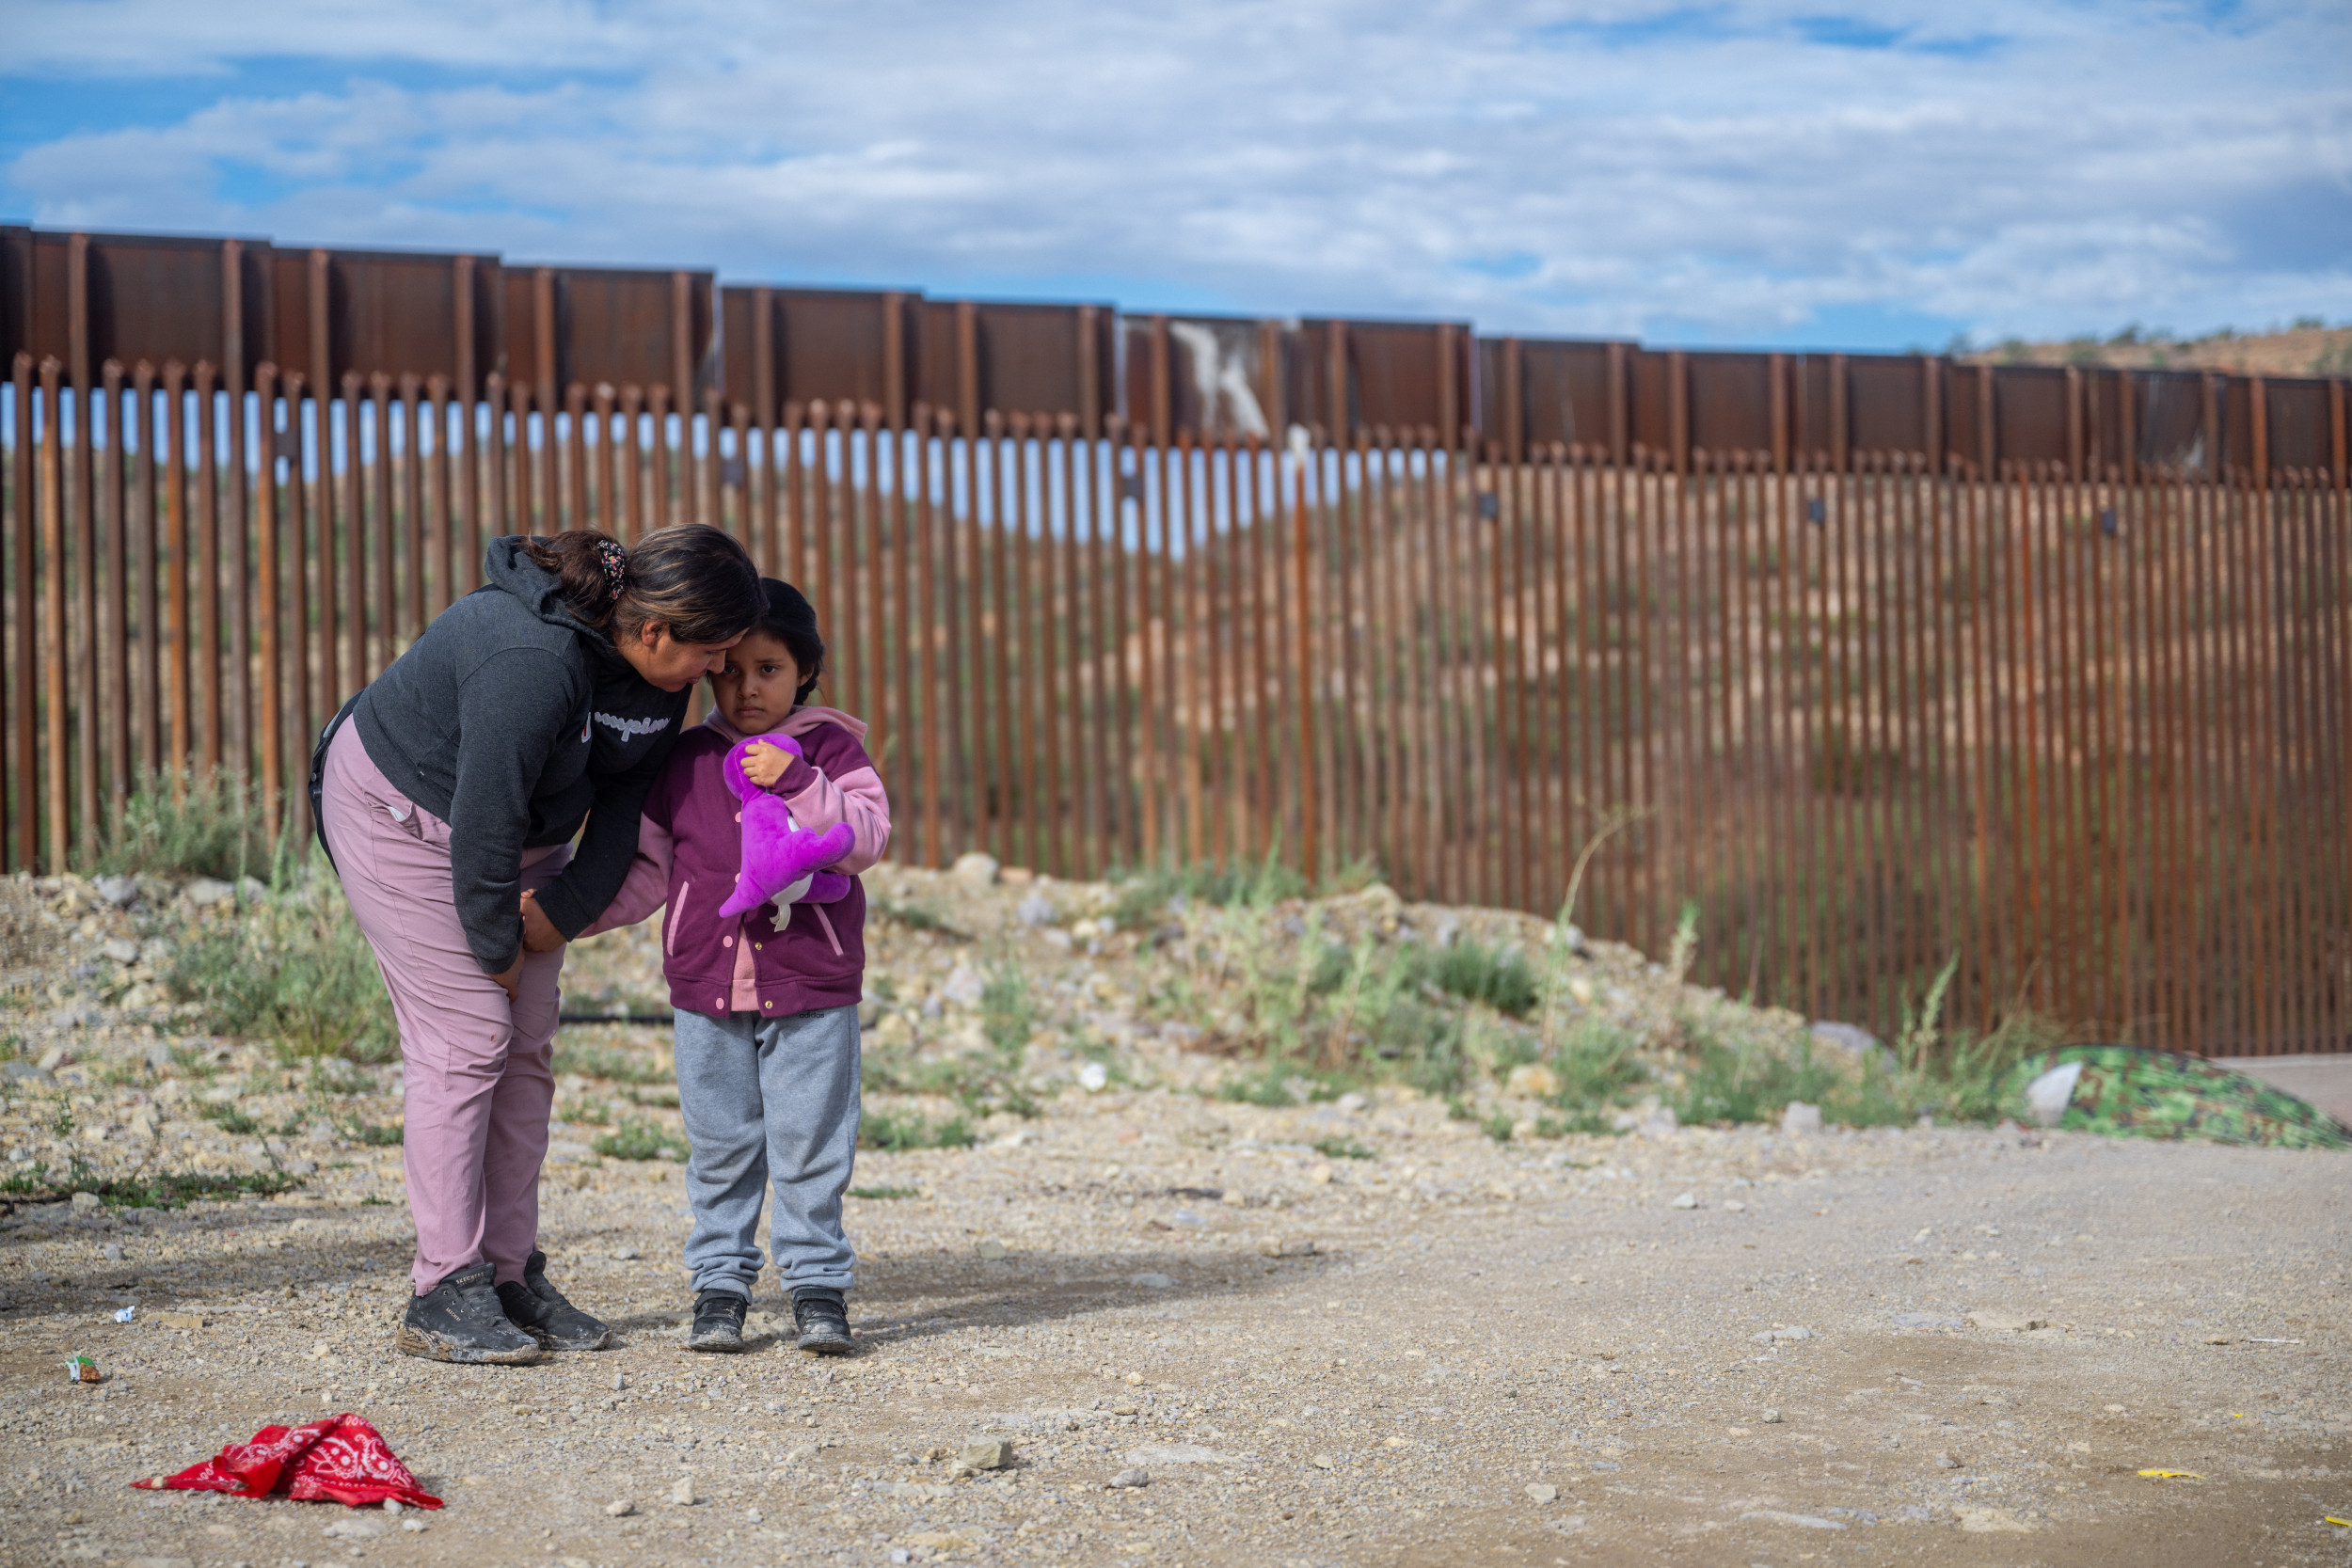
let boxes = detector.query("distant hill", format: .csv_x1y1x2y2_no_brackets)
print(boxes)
1959,321,2352,378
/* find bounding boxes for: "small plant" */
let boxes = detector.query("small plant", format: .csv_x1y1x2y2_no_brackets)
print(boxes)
979,964,1035,1063
594,1118,689,1162
200,1101,260,1136
859,1111,977,1151
96,768,273,882
1481,1109,1517,1144
1311,1136,1375,1161
848,1184,921,1199
551,1040,673,1085
1550,1017,1648,1108
4,1163,301,1209
341,1119,404,1147
309,1061,378,1098
1413,939,1539,1019
167,878,396,1062
1445,1093,1477,1121
1666,901,1700,986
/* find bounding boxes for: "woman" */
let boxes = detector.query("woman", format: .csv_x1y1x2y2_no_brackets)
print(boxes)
316,524,763,1364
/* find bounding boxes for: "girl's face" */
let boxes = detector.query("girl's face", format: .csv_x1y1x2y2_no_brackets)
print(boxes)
708,629,803,733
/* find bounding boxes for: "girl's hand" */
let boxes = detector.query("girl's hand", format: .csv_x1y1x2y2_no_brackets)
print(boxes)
740,740,793,789
520,890,566,954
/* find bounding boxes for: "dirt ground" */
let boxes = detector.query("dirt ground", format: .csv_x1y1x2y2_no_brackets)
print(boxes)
1,867,2348,1567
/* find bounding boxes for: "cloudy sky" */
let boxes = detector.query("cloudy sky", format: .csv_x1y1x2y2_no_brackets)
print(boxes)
4,1,2347,350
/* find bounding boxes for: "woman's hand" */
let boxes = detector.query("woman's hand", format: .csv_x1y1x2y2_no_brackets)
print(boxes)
490,950,525,1004
740,740,793,790
520,890,566,954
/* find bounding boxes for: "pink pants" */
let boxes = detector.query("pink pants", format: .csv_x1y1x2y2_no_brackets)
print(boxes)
321,721,571,1295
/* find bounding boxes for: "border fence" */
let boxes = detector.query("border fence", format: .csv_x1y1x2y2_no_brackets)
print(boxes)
4,224,2351,1056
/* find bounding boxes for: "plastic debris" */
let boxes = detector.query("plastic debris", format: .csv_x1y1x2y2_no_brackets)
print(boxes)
113,1306,135,1323
134,1414,442,1509
2324,1515,2351,1528
66,1354,101,1384
2136,1469,2203,1480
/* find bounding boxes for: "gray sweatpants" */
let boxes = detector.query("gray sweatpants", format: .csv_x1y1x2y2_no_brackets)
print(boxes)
673,1004,861,1300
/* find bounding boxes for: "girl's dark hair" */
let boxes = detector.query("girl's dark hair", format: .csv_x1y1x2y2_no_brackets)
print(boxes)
755,578,825,706
520,525,762,649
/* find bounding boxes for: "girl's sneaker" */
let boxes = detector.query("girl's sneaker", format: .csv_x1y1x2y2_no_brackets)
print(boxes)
790,1287,853,1355
687,1291,749,1352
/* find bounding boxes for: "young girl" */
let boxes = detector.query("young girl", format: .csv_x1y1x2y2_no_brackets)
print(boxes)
586,579,889,1354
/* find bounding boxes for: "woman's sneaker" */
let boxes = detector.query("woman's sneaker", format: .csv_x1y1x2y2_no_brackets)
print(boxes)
686,1291,749,1352
398,1262,543,1365
791,1287,854,1355
496,1251,612,1351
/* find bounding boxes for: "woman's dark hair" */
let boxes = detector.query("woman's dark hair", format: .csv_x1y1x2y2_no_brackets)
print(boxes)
520,525,762,649
756,578,826,706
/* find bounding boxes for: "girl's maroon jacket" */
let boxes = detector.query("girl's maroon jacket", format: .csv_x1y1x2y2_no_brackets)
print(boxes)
583,705,890,1018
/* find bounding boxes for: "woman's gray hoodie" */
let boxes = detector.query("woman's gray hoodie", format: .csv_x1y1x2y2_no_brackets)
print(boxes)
350,538,688,974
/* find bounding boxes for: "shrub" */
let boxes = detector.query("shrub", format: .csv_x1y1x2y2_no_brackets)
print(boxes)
95,768,276,882
167,878,396,1062
859,1110,977,1151
1412,939,1539,1018
594,1119,689,1162
551,1039,673,1085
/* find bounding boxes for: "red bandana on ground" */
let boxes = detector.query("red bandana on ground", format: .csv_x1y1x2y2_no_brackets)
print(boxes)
134,1414,443,1508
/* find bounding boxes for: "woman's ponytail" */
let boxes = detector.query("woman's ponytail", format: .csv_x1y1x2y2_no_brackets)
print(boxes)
520,530,629,629
521,525,760,649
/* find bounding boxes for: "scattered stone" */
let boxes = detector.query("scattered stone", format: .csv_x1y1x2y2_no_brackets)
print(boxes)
604,1500,635,1517
1955,1505,2032,1533
1256,1238,1317,1258
976,1239,1009,1261
71,1192,101,1213
1077,1061,1109,1091
322,1519,385,1540
1934,1451,1962,1468
950,852,1000,891
1671,1192,1698,1210
1015,892,1055,927
155,1311,207,1329
1128,1273,1174,1289
668,1476,696,1506
1106,1468,1150,1489
1307,1163,1334,1184
2204,1334,2231,1345
1,1059,48,1082
94,876,138,909
611,1247,640,1260
183,878,236,908
1526,1482,1559,1504
1310,1453,1335,1469
1124,1444,1231,1465
744,1507,763,1522
941,962,987,1006
102,937,141,964
958,1438,1013,1471
1964,1310,2047,1333
1807,1021,1883,1059
1780,1101,1823,1136
1640,1106,1679,1138
1760,1408,1782,1424
1752,1325,1815,1343
1740,1511,1847,1530
1505,1063,1560,1098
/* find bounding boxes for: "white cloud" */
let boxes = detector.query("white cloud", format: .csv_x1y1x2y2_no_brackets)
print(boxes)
5,0,2347,345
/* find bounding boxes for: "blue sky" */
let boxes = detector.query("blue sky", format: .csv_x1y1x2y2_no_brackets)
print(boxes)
4,1,2347,351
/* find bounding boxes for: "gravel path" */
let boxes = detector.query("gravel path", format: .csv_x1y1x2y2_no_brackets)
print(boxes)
4,1092,2346,1567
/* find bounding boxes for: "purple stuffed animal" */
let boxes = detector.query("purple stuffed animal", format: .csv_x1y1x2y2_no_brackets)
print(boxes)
716,734,856,919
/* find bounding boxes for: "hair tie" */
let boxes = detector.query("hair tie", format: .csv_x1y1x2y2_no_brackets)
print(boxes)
595,538,628,597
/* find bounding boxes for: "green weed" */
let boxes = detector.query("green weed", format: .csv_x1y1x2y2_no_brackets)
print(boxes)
167,878,395,1062
341,1120,404,1147
594,1119,688,1162
95,768,275,882
1311,1136,1375,1161
859,1111,977,1151
1549,1017,1648,1108
199,1101,260,1136
3,1162,300,1209
1411,939,1539,1019
551,1041,672,1085
849,1184,921,1199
